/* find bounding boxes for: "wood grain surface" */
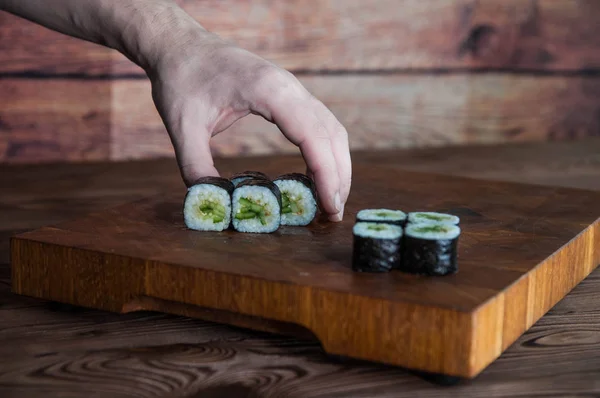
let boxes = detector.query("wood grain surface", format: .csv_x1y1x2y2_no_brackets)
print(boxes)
174,0,600,73
0,12,114,76
3,74,600,163
0,79,111,163
2,0,600,164
1,139,600,395
111,74,600,159
10,149,600,378
2,0,600,74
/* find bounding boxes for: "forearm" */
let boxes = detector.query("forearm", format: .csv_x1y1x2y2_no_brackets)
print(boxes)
0,0,206,71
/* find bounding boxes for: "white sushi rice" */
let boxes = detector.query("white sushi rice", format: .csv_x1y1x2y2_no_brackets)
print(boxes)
232,185,281,233
183,184,231,231
408,211,459,225
405,223,461,240
357,208,406,222
273,179,317,226
353,222,403,239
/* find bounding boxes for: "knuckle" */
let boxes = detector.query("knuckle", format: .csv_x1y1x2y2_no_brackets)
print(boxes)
251,64,285,89
250,64,307,101
253,64,284,83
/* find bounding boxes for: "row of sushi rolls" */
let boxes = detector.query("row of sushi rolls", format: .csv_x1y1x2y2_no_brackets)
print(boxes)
183,171,318,233
184,170,460,276
353,209,460,276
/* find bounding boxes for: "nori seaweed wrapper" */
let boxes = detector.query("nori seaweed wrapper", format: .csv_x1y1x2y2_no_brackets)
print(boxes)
401,236,458,276
274,173,317,200
189,176,234,195
236,178,282,208
352,235,402,273
230,170,270,184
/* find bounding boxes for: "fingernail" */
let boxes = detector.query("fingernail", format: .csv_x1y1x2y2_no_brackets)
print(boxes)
334,192,341,212
329,212,343,222
328,203,344,222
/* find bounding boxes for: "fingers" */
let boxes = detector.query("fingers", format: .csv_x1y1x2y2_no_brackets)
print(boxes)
276,104,342,218
150,52,352,222
299,126,342,218
173,125,220,187
251,68,351,221
314,102,352,221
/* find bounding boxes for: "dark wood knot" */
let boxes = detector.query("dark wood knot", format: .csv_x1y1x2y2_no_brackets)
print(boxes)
458,24,497,57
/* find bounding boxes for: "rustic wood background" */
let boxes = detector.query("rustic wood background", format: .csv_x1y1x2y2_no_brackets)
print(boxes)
1,0,600,164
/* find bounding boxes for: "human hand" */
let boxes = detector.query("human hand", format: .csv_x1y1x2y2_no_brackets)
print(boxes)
0,0,351,221
145,18,351,221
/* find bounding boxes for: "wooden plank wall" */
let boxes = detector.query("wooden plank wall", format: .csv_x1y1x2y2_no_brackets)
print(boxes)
1,0,600,164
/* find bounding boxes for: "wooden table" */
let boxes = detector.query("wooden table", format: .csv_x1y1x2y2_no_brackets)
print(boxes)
1,139,599,397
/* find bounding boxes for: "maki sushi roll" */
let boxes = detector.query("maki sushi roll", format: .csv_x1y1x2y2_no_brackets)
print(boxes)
356,208,407,226
183,176,234,231
352,222,403,273
232,179,282,233
402,223,460,276
407,211,459,226
230,170,269,187
273,173,318,226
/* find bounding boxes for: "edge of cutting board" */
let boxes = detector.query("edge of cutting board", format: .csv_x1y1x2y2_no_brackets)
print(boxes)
10,218,599,378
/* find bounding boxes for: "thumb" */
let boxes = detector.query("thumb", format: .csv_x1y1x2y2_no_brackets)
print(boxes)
172,128,220,187
157,108,220,187
151,89,220,187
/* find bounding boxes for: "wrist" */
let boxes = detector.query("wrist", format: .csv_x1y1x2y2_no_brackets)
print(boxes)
98,0,207,73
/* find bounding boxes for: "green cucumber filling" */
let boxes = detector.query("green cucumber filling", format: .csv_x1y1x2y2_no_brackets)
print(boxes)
367,224,388,231
281,192,303,215
196,199,226,223
375,211,394,218
235,197,270,225
415,213,446,221
413,224,449,234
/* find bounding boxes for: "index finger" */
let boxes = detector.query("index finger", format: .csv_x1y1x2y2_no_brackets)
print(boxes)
248,67,350,220
312,100,352,219
275,99,342,219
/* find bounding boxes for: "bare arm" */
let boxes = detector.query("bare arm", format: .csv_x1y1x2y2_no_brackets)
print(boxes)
0,0,351,221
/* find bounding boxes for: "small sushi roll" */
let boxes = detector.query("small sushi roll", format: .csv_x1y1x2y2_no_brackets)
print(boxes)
232,179,282,233
183,176,234,231
356,208,407,226
230,170,269,187
273,173,318,226
402,223,460,276
407,211,459,226
352,222,403,273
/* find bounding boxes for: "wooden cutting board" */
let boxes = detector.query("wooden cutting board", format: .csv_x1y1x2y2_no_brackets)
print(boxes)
10,166,600,379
